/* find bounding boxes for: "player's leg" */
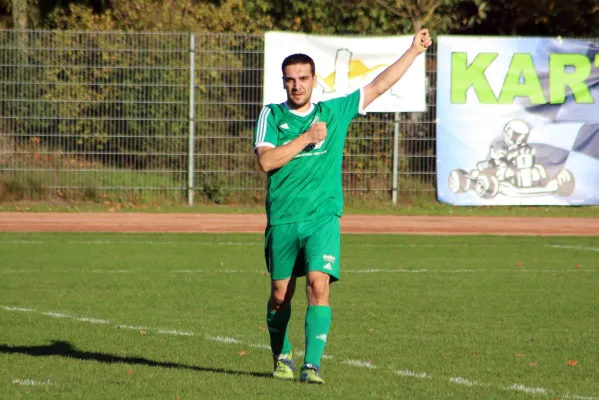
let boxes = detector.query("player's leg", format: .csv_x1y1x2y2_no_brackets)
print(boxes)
299,270,330,384
268,277,296,356
268,277,296,379
264,223,300,379
299,215,341,384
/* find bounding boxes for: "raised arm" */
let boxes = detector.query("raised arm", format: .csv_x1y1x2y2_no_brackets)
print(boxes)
363,29,432,110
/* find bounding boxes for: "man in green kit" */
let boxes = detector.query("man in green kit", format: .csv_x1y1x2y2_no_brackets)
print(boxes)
253,29,432,384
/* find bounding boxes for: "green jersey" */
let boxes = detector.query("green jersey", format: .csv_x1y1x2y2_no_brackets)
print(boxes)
254,89,365,225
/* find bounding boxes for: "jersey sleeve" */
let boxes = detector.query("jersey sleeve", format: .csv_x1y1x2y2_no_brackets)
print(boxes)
253,106,277,151
324,88,367,120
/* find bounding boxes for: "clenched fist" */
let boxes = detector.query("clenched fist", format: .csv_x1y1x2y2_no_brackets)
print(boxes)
411,29,432,54
305,122,327,144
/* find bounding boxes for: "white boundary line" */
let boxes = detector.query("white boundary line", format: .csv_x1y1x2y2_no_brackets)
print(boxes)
0,239,555,248
1,304,598,400
394,369,430,379
450,376,479,386
550,245,599,252
0,268,594,275
12,378,52,386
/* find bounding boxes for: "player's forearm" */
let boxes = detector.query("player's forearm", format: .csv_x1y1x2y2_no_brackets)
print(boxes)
364,48,419,107
257,134,312,172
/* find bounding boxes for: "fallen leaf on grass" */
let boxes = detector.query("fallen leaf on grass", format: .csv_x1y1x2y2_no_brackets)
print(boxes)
259,326,266,331
238,351,247,356
472,352,478,357
516,353,524,357
567,360,578,366
441,353,445,358
127,369,133,376
139,330,147,335
517,262,525,267
531,338,537,342
260,272,269,276
529,361,537,366
369,328,374,333
575,264,581,269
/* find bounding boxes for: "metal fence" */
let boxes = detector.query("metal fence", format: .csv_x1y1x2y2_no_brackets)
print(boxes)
0,30,437,205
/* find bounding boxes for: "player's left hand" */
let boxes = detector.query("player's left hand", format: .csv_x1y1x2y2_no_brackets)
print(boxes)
411,29,432,54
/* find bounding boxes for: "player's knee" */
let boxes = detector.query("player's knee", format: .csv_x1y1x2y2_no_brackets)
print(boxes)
306,275,330,305
269,285,293,310
268,294,285,310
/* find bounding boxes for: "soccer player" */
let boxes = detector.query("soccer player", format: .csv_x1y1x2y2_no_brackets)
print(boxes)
253,30,432,384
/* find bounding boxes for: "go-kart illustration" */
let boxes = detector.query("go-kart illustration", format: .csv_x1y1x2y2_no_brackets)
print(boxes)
448,120,575,198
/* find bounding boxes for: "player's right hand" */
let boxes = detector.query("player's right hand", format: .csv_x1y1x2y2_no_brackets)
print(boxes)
305,122,327,144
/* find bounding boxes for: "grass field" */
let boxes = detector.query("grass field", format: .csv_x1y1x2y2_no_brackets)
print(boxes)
1,232,598,399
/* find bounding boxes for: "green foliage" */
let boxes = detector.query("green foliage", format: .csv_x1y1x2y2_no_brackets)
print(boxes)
49,0,263,33
201,176,229,204
467,0,599,36
0,173,47,201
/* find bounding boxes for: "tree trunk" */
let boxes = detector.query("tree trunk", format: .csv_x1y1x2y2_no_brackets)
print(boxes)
412,17,421,32
11,0,29,30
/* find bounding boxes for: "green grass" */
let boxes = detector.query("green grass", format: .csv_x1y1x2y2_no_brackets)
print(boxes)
1,233,598,399
1,200,599,218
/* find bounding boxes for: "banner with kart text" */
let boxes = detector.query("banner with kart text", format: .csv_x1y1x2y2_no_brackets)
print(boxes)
436,36,599,205
263,31,426,112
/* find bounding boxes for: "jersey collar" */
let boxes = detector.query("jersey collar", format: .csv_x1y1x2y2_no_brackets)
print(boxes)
283,101,315,117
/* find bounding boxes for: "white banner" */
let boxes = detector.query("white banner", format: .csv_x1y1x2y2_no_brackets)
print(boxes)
263,31,426,112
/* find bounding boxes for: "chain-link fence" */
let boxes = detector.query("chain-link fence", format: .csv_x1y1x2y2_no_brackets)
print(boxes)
0,30,437,205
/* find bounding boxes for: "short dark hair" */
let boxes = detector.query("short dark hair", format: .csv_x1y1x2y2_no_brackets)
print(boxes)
281,53,315,76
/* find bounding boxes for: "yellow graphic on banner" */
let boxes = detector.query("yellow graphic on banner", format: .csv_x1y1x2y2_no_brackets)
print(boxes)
320,60,387,89
316,48,400,99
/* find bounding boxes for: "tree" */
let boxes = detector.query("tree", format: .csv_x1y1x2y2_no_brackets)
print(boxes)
370,0,488,33
467,0,599,36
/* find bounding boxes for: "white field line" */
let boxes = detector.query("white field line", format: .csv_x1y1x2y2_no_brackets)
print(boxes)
506,384,549,396
345,269,593,274
564,394,599,400
207,336,241,344
0,306,36,312
394,369,430,379
450,376,478,386
1,268,593,275
158,329,194,336
550,245,599,252
116,325,148,331
343,359,376,368
1,304,597,400
75,317,110,324
0,240,531,248
12,379,52,386
249,343,271,350
42,312,70,318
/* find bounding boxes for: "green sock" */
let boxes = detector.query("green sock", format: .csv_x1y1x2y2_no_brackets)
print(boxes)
304,305,332,368
266,305,292,356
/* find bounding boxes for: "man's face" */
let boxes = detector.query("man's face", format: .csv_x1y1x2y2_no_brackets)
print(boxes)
282,63,317,110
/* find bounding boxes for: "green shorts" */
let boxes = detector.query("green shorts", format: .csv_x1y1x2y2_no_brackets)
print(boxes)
264,215,341,282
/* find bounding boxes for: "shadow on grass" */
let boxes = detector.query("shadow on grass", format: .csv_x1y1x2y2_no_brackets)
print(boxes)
0,340,272,379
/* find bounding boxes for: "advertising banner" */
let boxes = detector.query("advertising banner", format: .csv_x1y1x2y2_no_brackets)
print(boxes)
436,36,599,205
